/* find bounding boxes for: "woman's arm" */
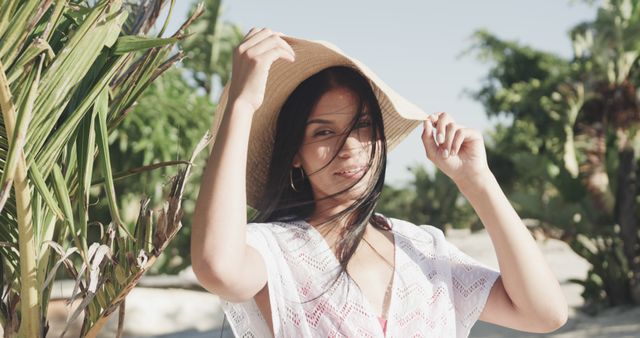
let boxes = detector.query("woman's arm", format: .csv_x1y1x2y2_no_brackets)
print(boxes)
421,113,567,333
457,172,568,333
191,100,265,302
191,28,295,301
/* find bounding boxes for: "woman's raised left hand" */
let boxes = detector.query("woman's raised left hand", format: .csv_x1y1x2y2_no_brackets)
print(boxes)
421,112,492,186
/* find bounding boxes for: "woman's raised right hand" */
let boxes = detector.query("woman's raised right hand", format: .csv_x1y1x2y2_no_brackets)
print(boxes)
227,28,296,113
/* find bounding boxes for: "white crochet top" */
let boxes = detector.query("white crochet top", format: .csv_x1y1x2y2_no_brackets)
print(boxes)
221,216,499,337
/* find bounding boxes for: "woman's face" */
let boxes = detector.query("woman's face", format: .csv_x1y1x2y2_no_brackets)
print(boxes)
293,86,380,204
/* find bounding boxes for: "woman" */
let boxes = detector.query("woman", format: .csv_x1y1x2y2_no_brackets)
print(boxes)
191,28,568,337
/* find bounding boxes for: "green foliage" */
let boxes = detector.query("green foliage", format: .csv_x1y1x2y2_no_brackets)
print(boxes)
378,166,478,231
468,0,640,310
105,66,215,274
101,0,244,274
179,0,244,96
0,0,208,335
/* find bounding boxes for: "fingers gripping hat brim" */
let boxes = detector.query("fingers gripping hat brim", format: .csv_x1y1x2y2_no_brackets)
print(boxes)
210,36,429,209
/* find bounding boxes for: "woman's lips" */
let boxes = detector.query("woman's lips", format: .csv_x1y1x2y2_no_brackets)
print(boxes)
334,166,367,179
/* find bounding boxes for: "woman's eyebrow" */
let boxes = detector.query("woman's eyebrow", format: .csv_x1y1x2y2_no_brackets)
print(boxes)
306,118,333,126
306,111,371,126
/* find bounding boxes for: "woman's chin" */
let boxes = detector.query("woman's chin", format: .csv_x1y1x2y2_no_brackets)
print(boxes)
310,175,373,204
333,182,370,202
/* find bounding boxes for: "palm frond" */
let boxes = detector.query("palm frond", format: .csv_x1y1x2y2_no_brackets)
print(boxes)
0,0,207,335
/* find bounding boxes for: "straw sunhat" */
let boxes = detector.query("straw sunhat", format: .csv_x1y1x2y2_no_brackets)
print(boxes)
210,35,429,208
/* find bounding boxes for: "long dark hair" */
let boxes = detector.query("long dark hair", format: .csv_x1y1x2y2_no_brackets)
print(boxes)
251,66,389,287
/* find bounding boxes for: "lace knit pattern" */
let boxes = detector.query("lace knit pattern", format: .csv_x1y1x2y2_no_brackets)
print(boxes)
221,217,499,337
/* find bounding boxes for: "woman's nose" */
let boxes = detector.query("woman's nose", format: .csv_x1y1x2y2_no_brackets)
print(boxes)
337,131,365,159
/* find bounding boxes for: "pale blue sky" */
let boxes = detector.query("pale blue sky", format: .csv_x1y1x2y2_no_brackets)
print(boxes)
163,1,595,185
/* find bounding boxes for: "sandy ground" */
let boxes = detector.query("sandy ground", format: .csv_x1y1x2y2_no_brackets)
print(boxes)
34,229,640,337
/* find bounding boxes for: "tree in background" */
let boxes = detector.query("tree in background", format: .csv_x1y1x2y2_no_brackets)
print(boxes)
106,0,243,274
180,0,241,100
0,0,210,336
468,0,640,311
378,166,479,232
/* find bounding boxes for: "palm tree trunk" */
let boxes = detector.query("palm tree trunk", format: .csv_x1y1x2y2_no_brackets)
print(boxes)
580,123,615,216
14,155,39,338
0,61,40,337
617,145,640,304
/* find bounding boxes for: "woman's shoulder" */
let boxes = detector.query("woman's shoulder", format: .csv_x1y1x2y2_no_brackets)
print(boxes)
378,214,458,259
379,214,447,240
246,219,308,231
245,219,313,243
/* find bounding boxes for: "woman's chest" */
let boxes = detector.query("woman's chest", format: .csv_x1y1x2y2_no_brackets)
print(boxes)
255,229,460,337
345,235,396,318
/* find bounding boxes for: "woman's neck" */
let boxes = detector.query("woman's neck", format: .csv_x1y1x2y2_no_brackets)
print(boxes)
305,201,369,239
306,200,349,226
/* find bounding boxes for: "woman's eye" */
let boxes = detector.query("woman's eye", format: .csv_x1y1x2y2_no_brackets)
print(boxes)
312,120,370,138
356,120,372,128
314,130,333,137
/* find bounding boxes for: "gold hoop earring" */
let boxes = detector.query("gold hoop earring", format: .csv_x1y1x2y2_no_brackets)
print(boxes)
290,167,305,192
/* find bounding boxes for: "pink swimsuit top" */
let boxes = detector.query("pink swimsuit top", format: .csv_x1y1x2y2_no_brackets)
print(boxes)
378,316,388,335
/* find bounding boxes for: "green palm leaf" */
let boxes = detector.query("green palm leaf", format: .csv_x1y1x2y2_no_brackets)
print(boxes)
0,0,208,336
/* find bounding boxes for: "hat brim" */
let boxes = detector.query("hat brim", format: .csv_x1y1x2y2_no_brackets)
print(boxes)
210,36,428,208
